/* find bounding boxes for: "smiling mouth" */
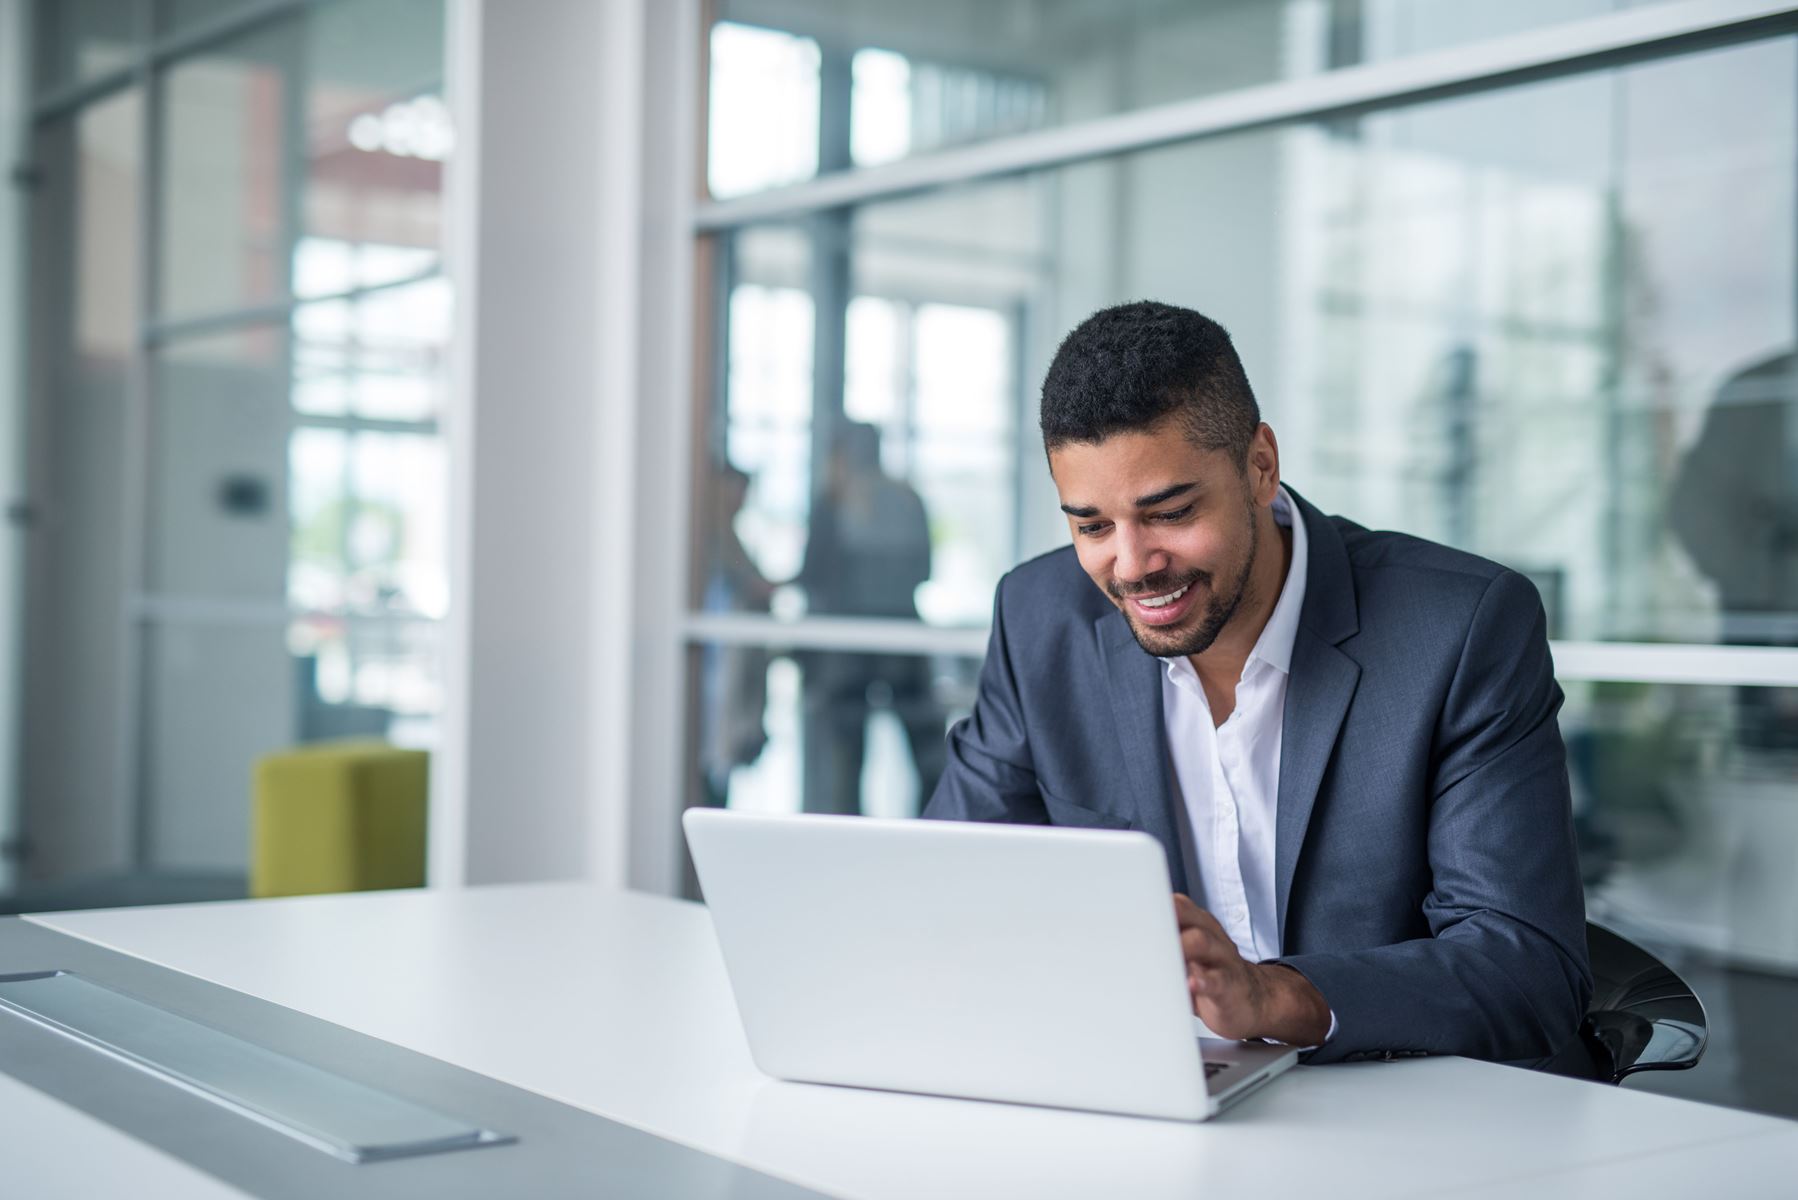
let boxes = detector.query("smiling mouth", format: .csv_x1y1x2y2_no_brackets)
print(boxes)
1114,573,1204,628
1134,583,1190,609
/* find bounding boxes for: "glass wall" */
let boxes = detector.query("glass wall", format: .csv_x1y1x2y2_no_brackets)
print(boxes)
706,0,1644,193
18,85,143,882
690,1,1798,1117
11,0,448,905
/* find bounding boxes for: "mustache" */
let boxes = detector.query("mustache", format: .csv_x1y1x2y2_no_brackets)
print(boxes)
1108,567,1207,602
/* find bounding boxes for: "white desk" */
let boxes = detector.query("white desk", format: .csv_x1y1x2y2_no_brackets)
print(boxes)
13,882,1798,1199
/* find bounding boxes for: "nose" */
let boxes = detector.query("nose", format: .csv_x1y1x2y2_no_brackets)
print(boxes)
1112,523,1168,588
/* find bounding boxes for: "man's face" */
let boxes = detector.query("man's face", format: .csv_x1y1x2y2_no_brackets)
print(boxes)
1049,418,1274,659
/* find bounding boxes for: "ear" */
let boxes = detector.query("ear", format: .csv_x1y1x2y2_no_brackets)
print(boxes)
1246,423,1280,505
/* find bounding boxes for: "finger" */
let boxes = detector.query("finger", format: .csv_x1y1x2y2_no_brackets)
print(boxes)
1191,966,1253,1029
1181,926,1238,968
1173,898,1228,940
1194,958,1246,994
1187,906,1229,940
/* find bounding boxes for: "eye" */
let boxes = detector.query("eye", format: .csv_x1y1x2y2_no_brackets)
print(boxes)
1075,521,1109,537
1153,504,1195,522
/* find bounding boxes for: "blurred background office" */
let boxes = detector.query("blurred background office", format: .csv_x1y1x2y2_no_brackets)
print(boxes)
1,0,1795,1118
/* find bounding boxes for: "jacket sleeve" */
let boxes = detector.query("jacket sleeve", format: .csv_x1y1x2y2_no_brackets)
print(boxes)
1278,569,1594,1064
921,573,1051,825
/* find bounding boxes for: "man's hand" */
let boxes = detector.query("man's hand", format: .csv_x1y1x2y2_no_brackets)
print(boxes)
1173,894,1332,1045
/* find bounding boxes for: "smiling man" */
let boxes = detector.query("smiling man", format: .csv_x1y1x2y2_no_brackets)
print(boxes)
923,301,1592,1065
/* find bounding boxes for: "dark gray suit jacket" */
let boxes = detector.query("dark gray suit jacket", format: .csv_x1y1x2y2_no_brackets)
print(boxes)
922,488,1592,1065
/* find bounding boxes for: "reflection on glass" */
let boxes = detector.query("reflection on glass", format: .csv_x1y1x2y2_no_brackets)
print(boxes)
708,22,821,198
1286,40,1796,645
158,19,298,318
848,46,1045,168
33,0,139,95
292,269,448,421
288,614,440,745
157,2,447,319
722,277,814,587
708,0,1627,190
710,217,1022,628
302,0,448,287
161,0,255,35
141,621,293,869
1567,679,1798,1116
18,89,145,882
1669,353,1798,649
150,328,292,600
694,649,978,819
141,613,441,872
288,429,446,617
57,88,143,360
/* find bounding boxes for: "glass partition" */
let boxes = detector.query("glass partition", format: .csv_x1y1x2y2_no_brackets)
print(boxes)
18,87,144,882
157,18,300,320
690,646,981,819
33,0,140,95
700,34,1798,649
707,0,1641,195
14,0,448,905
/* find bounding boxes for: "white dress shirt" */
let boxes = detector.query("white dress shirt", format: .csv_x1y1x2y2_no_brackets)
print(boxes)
1161,487,1307,964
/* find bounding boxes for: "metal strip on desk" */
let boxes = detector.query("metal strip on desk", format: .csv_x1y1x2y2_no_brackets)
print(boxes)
0,971,508,1163
0,918,829,1200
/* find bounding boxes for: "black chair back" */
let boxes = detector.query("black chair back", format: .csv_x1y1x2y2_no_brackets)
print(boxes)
1580,921,1708,1084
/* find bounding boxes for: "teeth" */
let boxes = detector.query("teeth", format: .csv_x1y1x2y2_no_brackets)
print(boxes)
1137,583,1190,609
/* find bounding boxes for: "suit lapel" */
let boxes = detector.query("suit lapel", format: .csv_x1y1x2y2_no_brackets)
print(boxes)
1275,629,1358,941
1275,488,1361,946
1096,614,1188,897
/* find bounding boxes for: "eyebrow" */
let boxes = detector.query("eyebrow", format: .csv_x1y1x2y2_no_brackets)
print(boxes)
1059,480,1199,519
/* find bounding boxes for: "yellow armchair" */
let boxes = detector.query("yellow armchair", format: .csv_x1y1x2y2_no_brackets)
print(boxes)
250,740,428,898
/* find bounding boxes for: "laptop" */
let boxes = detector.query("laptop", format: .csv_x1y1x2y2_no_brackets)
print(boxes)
683,809,1296,1122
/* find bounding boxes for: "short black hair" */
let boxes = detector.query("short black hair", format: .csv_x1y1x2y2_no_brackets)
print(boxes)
1039,301,1260,463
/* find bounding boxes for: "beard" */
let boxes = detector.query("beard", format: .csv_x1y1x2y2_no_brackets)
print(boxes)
1112,508,1259,659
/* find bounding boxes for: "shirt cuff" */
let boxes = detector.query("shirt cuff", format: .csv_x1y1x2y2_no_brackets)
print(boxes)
1268,1010,1336,1052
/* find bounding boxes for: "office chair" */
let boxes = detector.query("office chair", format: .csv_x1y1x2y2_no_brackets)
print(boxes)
1579,921,1708,1085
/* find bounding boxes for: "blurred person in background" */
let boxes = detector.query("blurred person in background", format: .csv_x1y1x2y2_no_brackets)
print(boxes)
699,465,773,806
796,422,945,814
1671,350,1798,755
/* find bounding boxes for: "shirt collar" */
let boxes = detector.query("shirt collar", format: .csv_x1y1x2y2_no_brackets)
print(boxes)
1252,486,1306,676
1161,485,1308,682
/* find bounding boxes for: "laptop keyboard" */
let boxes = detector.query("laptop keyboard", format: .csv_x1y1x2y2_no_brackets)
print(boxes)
1204,1061,1228,1078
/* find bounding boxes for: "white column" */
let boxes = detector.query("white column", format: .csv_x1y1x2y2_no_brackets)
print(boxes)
436,0,697,891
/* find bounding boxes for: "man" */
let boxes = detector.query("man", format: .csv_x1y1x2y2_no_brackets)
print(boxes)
923,301,1592,1065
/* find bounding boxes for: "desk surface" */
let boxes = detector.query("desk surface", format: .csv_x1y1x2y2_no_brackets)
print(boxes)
16,882,1798,1199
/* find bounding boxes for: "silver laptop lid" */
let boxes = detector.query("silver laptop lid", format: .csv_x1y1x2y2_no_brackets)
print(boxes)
684,809,1216,1121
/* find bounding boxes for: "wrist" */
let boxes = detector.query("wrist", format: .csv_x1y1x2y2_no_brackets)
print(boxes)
1256,962,1331,1045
